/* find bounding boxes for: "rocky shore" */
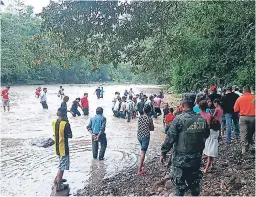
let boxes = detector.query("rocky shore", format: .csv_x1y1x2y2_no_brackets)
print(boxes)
77,140,255,196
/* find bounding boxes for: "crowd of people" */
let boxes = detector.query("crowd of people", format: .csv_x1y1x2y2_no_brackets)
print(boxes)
111,88,168,122
1,84,255,195
160,85,255,196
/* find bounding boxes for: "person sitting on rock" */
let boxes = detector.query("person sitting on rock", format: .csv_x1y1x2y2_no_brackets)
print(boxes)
52,107,73,191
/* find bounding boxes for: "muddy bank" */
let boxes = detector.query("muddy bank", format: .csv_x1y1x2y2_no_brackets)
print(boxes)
77,140,255,196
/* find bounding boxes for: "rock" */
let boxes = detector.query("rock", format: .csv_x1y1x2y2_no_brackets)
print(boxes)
165,180,172,190
30,138,54,148
157,187,164,193
163,174,172,181
50,186,70,196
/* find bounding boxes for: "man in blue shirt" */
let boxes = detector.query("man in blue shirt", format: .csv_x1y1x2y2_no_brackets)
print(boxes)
87,107,107,160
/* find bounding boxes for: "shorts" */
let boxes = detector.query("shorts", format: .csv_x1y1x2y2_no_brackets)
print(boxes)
58,155,70,171
137,136,150,152
2,99,9,107
41,101,48,109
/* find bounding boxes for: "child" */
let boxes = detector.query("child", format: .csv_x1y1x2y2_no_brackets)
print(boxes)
87,107,107,160
206,98,214,115
162,103,169,128
213,99,223,140
137,104,154,175
52,107,72,191
35,86,41,98
213,99,223,124
164,108,175,134
70,98,82,117
200,101,221,174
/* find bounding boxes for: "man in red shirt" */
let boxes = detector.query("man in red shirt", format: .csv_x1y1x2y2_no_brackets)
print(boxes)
1,86,10,112
81,93,89,116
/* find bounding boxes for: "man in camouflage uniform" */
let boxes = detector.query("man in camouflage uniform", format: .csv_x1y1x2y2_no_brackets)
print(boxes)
160,93,209,196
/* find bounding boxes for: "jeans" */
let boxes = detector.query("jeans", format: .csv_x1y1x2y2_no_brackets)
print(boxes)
92,133,107,159
225,113,239,143
71,109,81,117
41,101,48,109
119,111,125,119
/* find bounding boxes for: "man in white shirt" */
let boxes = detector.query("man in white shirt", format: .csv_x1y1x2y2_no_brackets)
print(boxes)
113,97,121,117
129,88,135,97
126,95,134,122
40,88,48,109
112,92,120,112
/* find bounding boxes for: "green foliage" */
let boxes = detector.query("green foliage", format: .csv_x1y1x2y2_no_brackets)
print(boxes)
2,1,254,90
1,1,136,85
40,1,255,92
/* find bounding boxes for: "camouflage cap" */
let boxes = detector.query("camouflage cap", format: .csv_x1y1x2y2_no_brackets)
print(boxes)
181,93,196,103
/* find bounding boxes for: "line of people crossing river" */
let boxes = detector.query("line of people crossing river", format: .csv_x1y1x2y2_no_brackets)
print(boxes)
1,84,255,196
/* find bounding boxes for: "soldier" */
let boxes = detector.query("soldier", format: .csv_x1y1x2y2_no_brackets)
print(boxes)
160,93,210,196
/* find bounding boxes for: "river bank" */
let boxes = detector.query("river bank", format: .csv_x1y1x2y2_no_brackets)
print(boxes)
77,139,255,196
0,84,166,196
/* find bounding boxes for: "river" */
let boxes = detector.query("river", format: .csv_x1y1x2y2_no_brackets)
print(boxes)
1,84,166,196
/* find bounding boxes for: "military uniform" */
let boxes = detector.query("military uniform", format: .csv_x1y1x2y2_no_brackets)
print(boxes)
161,93,209,196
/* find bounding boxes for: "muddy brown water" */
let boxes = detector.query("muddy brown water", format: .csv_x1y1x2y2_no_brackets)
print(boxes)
1,84,167,196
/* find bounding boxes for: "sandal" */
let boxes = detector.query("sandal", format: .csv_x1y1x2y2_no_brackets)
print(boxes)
56,183,69,191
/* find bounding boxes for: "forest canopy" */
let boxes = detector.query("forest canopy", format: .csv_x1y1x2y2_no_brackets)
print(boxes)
1,1,255,92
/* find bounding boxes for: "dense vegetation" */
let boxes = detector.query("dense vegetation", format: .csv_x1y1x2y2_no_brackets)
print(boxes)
1,1,142,85
1,1,255,91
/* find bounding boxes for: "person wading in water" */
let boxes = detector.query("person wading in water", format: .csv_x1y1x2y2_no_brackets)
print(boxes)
87,107,107,160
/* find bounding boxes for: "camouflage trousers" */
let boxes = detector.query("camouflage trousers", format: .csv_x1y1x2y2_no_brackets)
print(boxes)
171,165,202,196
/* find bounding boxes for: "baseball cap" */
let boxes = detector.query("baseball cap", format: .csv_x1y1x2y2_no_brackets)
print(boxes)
210,86,217,91
226,86,232,91
181,93,196,103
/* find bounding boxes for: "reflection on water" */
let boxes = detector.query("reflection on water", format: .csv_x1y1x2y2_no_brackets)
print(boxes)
1,84,166,196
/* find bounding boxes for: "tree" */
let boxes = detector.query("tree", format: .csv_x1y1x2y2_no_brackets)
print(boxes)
40,1,255,92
